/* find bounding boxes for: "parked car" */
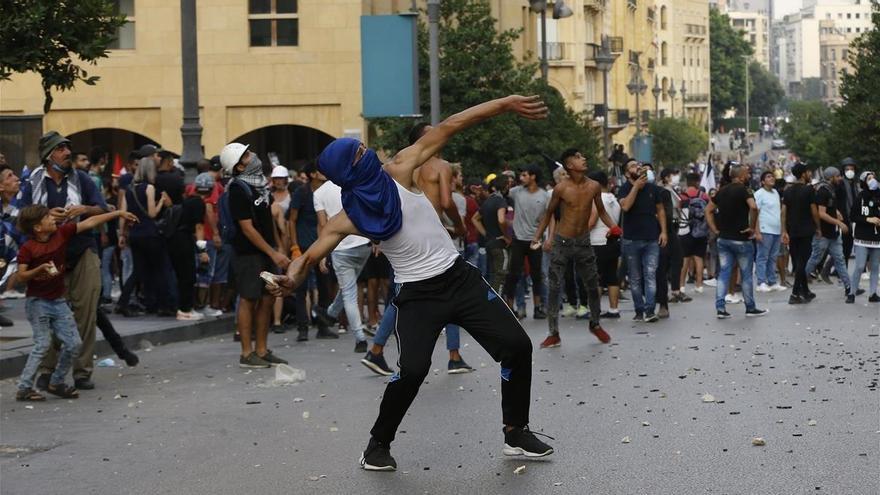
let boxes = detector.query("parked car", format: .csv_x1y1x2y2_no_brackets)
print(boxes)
771,138,787,150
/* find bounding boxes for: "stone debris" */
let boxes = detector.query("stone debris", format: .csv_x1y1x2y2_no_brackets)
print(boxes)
513,465,526,475
751,437,766,446
701,393,716,403
621,436,631,444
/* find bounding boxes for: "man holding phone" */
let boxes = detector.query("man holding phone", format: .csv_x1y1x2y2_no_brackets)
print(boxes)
618,160,668,323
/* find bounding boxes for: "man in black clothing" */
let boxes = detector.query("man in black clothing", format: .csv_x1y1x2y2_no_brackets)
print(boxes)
782,163,819,304
473,176,511,293
805,167,852,299
154,151,185,205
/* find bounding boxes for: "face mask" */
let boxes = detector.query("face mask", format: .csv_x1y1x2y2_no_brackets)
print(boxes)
699,163,706,173
51,162,71,176
646,170,655,184
869,178,879,191
671,174,681,185
844,170,855,180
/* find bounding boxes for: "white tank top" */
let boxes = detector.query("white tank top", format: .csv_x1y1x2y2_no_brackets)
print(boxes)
380,181,459,283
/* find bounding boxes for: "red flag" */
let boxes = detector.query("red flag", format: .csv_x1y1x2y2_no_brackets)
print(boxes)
112,153,123,177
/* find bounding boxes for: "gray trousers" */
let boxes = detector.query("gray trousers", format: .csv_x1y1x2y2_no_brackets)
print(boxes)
547,234,601,334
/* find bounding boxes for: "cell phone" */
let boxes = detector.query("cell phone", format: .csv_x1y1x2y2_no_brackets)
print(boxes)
260,271,279,289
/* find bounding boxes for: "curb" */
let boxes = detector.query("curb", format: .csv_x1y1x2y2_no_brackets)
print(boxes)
0,315,234,380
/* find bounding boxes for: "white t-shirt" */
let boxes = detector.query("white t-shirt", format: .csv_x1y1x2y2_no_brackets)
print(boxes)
380,181,459,283
590,192,621,246
312,181,370,251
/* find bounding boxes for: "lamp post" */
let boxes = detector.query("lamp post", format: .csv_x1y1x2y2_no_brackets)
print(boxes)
594,35,618,164
680,79,688,121
626,59,647,135
179,0,203,167
652,75,662,120
428,0,440,125
668,77,677,118
530,1,573,82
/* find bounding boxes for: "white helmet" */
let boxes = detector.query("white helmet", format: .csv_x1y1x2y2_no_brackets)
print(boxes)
270,165,289,179
220,143,250,175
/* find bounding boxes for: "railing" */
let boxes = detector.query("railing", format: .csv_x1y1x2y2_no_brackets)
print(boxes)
685,93,710,103
584,0,605,11
627,0,637,10
584,43,597,62
545,42,566,61
608,36,624,54
686,24,707,36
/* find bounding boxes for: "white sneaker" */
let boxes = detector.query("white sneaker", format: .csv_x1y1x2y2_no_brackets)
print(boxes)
0,289,25,300
770,284,788,292
862,272,871,281
562,304,578,317
694,286,704,294
756,283,771,293
704,279,718,287
576,305,589,318
177,310,205,321
724,293,743,304
201,307,223,317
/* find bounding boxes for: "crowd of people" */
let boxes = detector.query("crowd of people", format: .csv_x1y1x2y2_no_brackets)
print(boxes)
4,125,879,415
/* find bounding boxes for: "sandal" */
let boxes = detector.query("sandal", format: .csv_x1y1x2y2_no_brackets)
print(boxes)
15,388,46,402
46,383,79,399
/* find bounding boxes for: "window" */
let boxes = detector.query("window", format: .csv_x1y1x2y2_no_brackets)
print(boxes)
661,42,668,66
842,48,848,60
856,13,860,19
249,0,299,47
109,0,135,50
660,6,667,30
847,13,851,19
831,48,836,60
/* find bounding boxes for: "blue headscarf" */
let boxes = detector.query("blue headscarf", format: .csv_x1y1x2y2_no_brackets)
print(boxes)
317,138,402,241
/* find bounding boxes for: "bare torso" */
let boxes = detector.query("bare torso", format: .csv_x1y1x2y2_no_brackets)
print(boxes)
412,156,449,215
554,178,602,238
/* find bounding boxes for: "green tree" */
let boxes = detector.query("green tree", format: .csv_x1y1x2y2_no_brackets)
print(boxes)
832,4,880,169
648,118,708,169
0,0,126,113
709,7,753,118
369,0,599,180
747,61,784,114
781,101,835,167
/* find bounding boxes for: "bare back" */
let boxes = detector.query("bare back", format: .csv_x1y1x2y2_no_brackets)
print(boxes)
553,178,602,238
412,156,449,215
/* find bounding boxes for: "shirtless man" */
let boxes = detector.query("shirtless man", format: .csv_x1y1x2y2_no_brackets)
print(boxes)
361,123,474,377
532,148,620,348
269,95,553,472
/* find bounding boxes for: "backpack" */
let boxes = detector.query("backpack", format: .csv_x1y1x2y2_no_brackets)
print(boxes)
155,203,184,239
687,194,709,239
218,178,252,244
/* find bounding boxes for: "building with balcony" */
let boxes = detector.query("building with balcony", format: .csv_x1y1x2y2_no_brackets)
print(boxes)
819,19,856,106
727,10,771,70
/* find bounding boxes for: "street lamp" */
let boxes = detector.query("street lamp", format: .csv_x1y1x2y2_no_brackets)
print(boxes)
626,59,647,135
594,35,618,166
652,75,662,120
680,80,688,121
667,77,677,118
530,1,573,82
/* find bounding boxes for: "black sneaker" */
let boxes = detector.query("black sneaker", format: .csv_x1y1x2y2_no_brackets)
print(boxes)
119,349,140,367
856,288,866,296
74,377,95,390
533,306,547,320
502,426,554,458
845,294,855,304
312,307,337,327
360,438,397,471
716,310,732,319
316,327,339,339
788,294,805,305
632,312,644,322
361,351,394,376
448,358,475,374
644,313,659,323
296,324,309,342
271,324,285,334
354,340,368,353
260,349,289,366
870,294,880,303
805,291,817,301
600,311,620,319
745,308,768,317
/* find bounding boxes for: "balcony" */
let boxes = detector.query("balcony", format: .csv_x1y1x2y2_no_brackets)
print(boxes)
584,0,605,12
546,42,567,61
685,93,710,104
627,0,637,11
685,23,707,40
608,36,624,54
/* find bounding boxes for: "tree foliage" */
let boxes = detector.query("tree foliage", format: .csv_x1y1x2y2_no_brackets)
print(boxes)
833,4,880,169
369,0,599,181
781,101,835,167
709,7,753,117
648,118,708,169
746,61,785,114
0,0,126,113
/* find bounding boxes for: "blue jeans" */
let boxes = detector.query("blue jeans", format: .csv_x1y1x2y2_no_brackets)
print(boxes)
850,245,880,296
18,298,82,390
805,236,852,289
101,246,115,299
716,239,757,311
464,242,479,267
374,282,460,351
328,244,371,343
196,243,217,288
755,233,781,285
212,243,233,284
622,239,659,315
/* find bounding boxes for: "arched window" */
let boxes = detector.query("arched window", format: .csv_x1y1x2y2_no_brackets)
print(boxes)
662,77,669,101
661,42,668,66
660,6,667,30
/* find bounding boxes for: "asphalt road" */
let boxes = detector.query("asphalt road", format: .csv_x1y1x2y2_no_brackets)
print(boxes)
1,281,878,495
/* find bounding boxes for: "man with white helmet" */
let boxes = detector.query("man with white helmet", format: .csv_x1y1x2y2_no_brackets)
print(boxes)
220,143,290,368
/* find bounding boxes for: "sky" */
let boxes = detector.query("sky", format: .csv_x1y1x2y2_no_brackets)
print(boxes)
773,0,803,19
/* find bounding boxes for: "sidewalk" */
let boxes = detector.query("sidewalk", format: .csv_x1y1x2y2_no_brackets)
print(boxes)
0,298,234,379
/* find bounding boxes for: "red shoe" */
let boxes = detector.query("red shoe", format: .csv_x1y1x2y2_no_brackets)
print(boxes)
590,325,611,344
540,335,561,348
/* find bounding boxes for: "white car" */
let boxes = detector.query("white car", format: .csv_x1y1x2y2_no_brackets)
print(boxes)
771,138,786,150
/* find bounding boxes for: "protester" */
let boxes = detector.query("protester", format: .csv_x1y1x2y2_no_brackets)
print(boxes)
804,167,852,300
472,176,511,293
655,167,686,318
587,170,622,319
186,159,224,316
269,165,291,333
847,171,880,303
504,164,549,319
167,173,208,321
753,170,787,292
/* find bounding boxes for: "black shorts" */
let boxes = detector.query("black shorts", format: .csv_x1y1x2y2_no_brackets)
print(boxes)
231,252,275,300
594,241,620,287
681,234,708,258
358,252,391,282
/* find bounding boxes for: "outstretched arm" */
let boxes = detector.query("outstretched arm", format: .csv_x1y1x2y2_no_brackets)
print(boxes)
385,95,548,188
77,210,138,234
272,211,361,296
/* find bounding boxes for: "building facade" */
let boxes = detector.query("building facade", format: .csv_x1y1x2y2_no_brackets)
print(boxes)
727,10,771,70
819,19,856,106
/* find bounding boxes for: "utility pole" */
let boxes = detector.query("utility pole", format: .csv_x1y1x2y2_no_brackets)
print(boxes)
179,0,203,166
540,8,549,81
428,0,440,125
745,57,750,140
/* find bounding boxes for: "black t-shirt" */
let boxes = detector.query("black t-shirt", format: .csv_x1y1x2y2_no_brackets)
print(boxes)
155,170,185,205
179,196,206,235
479,193,507,243
229,183,275,255
714,183,753,241
288,183,318,250
618,182,662,241
783,183,816,238
814,185,839,239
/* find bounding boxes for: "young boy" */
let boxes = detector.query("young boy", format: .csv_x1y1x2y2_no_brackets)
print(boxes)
15,205,138,401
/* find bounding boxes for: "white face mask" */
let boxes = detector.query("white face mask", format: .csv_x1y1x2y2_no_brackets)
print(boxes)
869,178,879,191
844,170,855,180
671,174,681,185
